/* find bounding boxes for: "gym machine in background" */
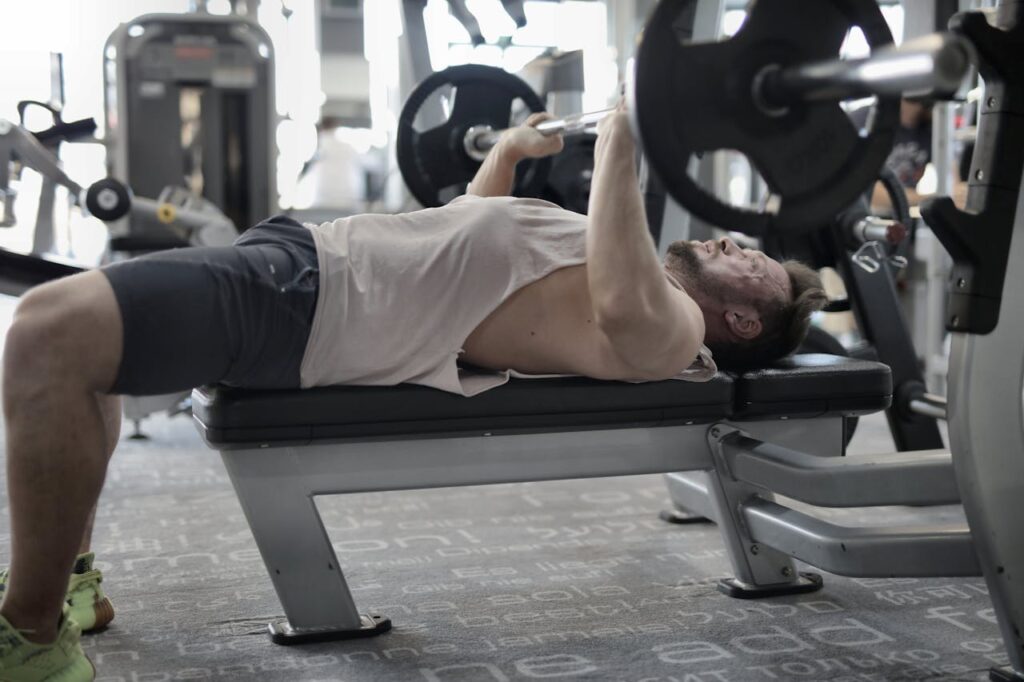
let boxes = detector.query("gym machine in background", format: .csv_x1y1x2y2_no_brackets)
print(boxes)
0,114,238,297
2,3,280,436
104,6,277,433
103,7,277,252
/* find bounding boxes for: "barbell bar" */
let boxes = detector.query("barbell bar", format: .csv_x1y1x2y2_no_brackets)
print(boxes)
757,33,970,111
461,32,968,163
464,107,617,161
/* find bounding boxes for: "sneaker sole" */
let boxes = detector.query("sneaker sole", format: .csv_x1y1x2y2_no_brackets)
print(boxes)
72,597,115,634
54,653,95,682
91,597,115,632
16,652,96,682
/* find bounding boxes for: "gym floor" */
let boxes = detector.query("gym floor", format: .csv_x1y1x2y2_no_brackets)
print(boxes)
0,294,1004,681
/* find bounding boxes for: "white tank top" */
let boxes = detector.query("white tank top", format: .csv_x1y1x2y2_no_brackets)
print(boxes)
300,195,716,396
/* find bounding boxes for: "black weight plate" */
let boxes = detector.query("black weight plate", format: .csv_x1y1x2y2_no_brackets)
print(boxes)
541,135,595,214
397,64,551,208
85,178,132,222
633,0,899,236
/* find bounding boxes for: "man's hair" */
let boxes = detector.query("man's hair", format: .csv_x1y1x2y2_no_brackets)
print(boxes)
708,260,828,372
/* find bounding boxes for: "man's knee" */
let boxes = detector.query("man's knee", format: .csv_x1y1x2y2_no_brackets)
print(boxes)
3,272,123,394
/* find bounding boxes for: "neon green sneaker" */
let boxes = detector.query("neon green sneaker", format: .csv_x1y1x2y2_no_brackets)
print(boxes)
0,607,94,682
65,555,113,633
0,555,114,635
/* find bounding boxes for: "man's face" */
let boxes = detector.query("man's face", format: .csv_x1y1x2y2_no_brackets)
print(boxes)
666,237,791,309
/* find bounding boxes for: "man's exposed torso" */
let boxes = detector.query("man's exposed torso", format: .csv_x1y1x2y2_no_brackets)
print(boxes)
301,195,707,395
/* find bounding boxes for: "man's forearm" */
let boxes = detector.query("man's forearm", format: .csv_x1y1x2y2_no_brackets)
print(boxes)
467,141,522,197
586,120,667,322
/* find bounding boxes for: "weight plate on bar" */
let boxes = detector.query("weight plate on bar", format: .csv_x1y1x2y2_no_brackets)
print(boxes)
633,0,899,235
397,64,550,208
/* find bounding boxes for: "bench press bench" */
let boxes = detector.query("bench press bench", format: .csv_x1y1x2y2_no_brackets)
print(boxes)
192,353,979,645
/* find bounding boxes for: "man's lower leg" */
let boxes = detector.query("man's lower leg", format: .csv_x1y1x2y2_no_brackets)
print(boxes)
77,394,122,556
2,389,114,642
0,273,123,643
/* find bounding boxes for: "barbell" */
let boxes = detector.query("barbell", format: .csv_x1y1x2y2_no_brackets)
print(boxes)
397,0,969,234
464,33,966,161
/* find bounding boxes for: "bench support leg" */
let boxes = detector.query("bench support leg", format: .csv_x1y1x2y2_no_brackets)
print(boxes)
663,418,843,525
704,425,823,598
220,447,392,644
660,472,714,524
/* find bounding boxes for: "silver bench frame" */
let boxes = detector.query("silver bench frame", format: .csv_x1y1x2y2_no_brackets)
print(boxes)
212,414,982,644
205,189,1024,674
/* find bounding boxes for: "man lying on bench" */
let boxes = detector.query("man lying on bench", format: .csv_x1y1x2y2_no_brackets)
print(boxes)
0,104,825,680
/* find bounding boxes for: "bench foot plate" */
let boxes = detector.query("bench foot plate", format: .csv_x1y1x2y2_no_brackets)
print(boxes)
659,508,710,525
268,614,392,645
718,572,823,599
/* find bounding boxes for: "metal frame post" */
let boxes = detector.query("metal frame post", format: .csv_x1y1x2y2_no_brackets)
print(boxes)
946,183,1024,677
703,425,823,598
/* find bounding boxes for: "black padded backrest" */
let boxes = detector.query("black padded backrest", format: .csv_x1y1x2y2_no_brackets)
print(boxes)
192,375,735,447
732,354,892,419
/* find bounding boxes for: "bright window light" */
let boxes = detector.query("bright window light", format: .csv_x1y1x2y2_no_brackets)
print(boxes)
0,0,73,52
207,0,232,16
722,10,746,37
333,127,388,155
729,175,750,207
917,163,938,196
881,5,905,45
425,1,615,110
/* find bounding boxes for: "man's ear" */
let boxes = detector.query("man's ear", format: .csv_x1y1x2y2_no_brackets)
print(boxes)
723,306,762,340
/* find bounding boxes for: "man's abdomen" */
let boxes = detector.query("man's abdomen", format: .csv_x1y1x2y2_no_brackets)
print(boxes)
461,264,629,380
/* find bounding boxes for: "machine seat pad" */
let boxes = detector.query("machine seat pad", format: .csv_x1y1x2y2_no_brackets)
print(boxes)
733,353,892,419
192,374,735,446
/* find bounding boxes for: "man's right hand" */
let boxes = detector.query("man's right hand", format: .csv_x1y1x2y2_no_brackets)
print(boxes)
497,112,565,162
467,113,562,197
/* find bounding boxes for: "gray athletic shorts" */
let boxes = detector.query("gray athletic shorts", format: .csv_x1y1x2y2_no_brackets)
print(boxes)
101,215,320,396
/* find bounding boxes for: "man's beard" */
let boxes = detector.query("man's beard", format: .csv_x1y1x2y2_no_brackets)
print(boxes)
667,241,704,293
666,240,732,304
667,241,701,279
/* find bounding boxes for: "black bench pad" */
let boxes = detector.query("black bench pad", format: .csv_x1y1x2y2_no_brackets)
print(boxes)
192,375,735,447
734,354,892,419
192,354,892,448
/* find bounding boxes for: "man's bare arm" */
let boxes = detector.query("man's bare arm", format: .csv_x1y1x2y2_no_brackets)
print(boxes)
467,113,563,197
587,110,704,378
